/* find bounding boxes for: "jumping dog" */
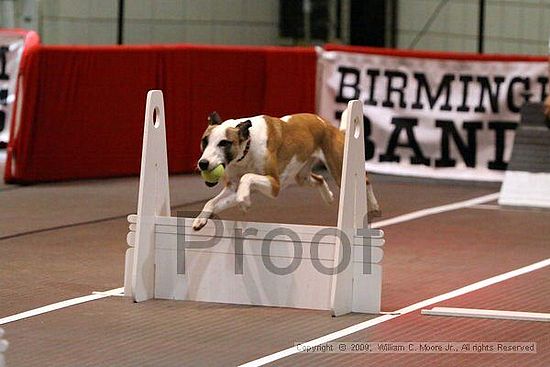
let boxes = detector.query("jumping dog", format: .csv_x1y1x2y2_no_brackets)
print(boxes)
193,111,381,230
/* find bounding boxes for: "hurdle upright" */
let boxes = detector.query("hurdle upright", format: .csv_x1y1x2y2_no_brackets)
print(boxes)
124,90,384,316
0,327,7,367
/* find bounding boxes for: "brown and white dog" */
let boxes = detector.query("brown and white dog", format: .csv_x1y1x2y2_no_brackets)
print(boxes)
192,112,381,231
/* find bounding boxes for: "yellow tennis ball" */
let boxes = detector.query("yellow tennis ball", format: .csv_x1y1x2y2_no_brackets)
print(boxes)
201,164,225,184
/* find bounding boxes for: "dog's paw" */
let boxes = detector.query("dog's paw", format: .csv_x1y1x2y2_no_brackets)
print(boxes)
321,189,335,204
236,194,251,212
192,217,208,231
367,209,382,223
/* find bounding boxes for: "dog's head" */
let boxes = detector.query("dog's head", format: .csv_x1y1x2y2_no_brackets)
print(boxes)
197,112,252,175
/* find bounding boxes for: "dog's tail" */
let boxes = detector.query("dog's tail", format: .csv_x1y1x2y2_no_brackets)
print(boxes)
338,108,348,132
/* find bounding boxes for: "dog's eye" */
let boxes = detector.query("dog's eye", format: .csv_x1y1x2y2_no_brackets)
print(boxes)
201,137,208,150
218,140,232,147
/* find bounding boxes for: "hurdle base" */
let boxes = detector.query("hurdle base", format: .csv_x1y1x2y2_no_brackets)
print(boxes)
125,215,384,313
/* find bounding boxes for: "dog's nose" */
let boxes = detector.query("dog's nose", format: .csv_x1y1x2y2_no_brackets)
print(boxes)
198,159,210,171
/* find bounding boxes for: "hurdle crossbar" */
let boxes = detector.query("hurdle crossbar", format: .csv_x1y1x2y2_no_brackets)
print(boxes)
124,90,384,316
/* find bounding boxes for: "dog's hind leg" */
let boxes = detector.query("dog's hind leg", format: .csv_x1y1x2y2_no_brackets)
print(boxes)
295,159,335,204
365,174,382,221
310,173,335,204
323,130,381,222
321,138,343,188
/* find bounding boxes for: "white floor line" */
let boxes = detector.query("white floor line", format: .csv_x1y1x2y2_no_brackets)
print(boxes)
471,204,550,213
238,258,550,367
371,192,500,228
91,289,126,297
470,204,503,210
0,287,124,325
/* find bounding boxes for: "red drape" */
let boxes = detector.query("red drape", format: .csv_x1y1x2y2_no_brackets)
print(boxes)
5,44,317,183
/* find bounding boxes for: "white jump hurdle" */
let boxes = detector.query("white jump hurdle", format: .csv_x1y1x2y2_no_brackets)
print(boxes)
0,327,7,367
124,90,384,316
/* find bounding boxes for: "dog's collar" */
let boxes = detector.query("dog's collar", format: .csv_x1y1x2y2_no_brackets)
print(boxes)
237,140,251,162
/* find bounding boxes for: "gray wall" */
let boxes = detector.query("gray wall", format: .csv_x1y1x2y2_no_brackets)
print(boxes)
2,0,549,55
39,0,279,45
398,0,550,55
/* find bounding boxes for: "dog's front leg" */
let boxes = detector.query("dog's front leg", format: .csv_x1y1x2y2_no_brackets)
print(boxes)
236,173,280,211
193,186,238,231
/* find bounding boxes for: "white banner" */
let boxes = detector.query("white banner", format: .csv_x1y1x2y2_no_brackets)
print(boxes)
0,31,25,149
318,50,549,181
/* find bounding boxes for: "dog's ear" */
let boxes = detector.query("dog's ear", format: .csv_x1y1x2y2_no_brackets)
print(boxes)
237,120,252,141
208,112,222,125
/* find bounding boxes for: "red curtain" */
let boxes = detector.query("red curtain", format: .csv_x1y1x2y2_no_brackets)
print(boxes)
5,44,316,183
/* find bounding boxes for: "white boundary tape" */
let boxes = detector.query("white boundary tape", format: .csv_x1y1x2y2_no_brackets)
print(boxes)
0,287,123,325
371,192,500,228
238,257,550,367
